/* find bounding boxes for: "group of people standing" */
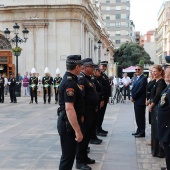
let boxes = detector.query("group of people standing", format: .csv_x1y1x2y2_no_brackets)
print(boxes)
0,68,62,105
57,55,111,170
131,63,170,170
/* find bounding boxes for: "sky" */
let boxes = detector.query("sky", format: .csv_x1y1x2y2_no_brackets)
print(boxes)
130,0,165,34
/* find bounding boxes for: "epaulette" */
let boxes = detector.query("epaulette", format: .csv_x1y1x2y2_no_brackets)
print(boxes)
79,75,84,79
67,76,72,80
91,76,95,80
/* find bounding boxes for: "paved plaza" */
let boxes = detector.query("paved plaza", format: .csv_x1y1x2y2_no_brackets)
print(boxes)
0,95,166,170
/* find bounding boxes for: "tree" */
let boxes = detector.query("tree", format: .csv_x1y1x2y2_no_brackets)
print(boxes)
114,42,154,68
139,59,144,68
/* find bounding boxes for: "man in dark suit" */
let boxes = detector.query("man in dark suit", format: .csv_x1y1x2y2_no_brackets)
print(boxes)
131,64,147,138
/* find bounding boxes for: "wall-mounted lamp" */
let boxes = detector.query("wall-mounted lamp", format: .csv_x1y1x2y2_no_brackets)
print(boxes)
94,40,102,50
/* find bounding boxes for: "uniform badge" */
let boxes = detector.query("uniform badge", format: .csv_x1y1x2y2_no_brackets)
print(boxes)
78,84,84,90
160,93,166,106
103,76,106,80
89,82,93,87
66,88,74,96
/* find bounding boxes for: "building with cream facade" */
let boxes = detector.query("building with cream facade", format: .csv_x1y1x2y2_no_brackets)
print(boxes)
0,0,114,78
156,0,170,64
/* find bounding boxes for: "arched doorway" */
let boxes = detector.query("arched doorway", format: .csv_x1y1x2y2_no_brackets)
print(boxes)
0,34,14,78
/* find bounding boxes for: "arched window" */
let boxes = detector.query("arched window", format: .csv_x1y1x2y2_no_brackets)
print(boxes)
0,34,12,50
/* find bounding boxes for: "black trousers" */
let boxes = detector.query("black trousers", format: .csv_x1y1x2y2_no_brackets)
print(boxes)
57,114,77,170
164,142,170,170
54,88,59,102
0,87,4,102
76,106,96,163
43,87,51,103
134,104,146,134
151,105,164,157
97,98,108,131
30,87,37,103
9,88,16,102
123,85,130,100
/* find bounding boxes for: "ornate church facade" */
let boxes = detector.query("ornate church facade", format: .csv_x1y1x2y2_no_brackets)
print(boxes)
0,0,114,77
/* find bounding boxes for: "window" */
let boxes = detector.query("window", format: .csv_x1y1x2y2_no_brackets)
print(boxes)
126,31,129,36
116,14,121,19
126,23,129,27
106,22,110,28
126,0,129,2
115,40,121,44
106,0,110,3
116,0,121,2
106,16,110,20
115,22,121,27
116,6,121,10
106,6,110,10
126,7,129,10
126,14,129,20
115,31,121,36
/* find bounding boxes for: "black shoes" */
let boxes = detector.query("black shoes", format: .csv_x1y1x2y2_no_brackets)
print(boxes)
161,167,167,170
132,132,139,136
84,157,95,164
135,133,145,138
90,138,102,145
96,129,108,137
29,101,33,104
55,101,57,104
101,129,108,134
36,101,38,104
76,163,91,170
48,102,50,104
44,101,46,104
10,101,13,103
14,101,17,103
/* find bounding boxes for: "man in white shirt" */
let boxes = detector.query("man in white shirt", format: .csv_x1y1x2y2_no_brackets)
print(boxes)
122,73,131,100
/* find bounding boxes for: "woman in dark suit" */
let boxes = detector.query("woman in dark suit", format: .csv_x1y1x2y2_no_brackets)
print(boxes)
148,64,167,158
158,66,170,170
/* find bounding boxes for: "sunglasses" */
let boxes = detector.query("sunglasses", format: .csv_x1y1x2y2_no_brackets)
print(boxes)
135,69,141,71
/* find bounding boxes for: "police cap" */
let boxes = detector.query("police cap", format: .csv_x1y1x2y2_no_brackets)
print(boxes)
66,55,82,66
82,58,95,66
100,61,108,66
93,64,100,71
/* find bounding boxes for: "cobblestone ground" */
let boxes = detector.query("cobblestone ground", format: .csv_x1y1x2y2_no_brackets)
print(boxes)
0,95,166,170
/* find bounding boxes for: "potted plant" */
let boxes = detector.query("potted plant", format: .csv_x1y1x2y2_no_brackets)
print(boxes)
12,46,22,56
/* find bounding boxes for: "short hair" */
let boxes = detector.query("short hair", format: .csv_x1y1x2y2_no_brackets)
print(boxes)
135,64,143,70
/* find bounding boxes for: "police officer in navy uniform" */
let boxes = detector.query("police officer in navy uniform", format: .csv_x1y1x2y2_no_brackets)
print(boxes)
29,68,38,104
90,64,104,144
96,61,111,136
42,67,52,104
57,55,84,170
8,74,17,103
54,68,62,104
158,66,170,170
0,73,5,103
76,58,98,170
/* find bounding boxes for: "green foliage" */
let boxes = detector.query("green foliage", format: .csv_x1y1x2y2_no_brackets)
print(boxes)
139,59,144,67
12,46,22,52
114,42,154,68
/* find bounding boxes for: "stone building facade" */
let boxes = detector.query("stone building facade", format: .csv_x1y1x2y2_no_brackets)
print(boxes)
0,0,114,77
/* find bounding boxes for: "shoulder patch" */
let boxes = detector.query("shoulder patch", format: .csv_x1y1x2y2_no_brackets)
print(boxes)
66,88,74,96
79,75,84,79
67,76,72,80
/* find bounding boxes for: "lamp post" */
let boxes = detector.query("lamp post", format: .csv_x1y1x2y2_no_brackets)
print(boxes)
4,23,29,96
94,40,102,63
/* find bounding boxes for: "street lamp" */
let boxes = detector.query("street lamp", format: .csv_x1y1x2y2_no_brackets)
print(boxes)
4,23,29,96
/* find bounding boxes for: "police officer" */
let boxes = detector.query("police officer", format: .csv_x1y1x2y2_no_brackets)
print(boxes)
54,68,62,104
29,68,38,104
158,66,170,170
8,74,17,103
42,67,52,104
96,61,111,136
90,64,104,144
76,58,98,170
57,55,84,170
0,73,4,103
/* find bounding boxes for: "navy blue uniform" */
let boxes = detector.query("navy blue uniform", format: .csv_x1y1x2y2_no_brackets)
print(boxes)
76,72,98,163
97,71,111,131
54,76,62,103
158,85,170,170
42,76,52,103
57,71,84,170
29,76,38,103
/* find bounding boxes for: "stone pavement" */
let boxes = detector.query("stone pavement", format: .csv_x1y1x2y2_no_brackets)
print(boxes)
0,96,166,170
